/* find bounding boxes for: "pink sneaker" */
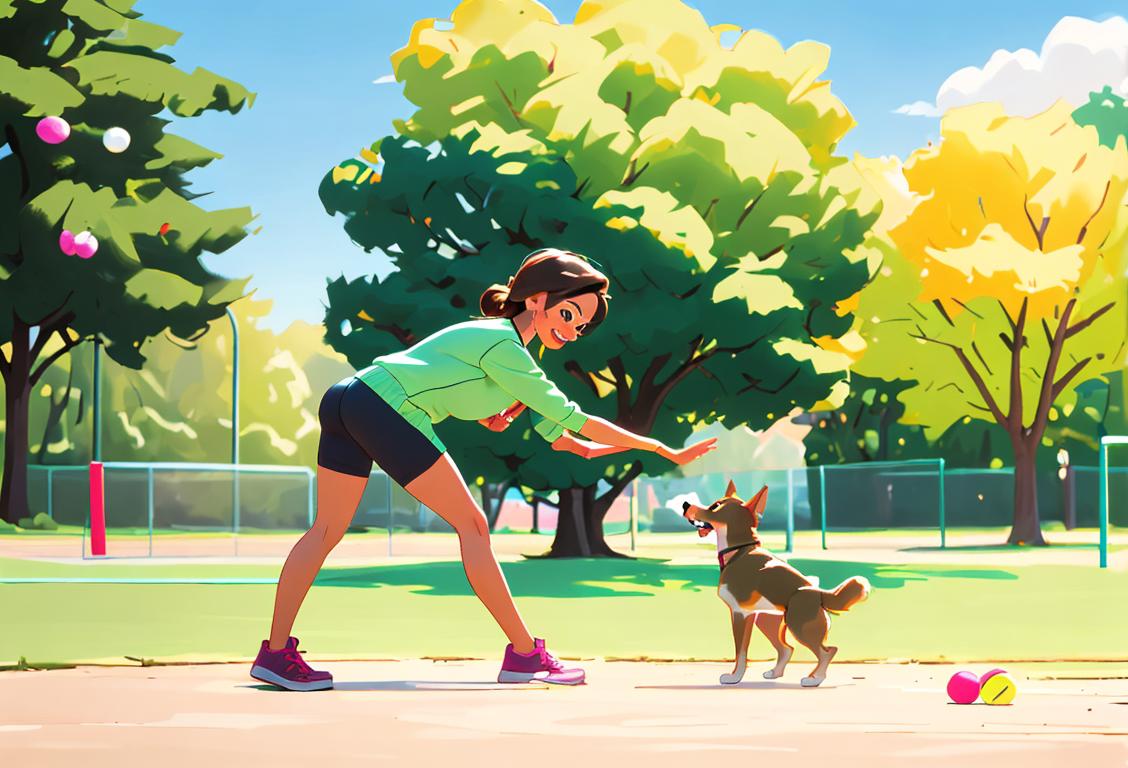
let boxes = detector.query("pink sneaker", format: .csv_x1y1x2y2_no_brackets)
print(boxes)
250,637,333,691
498,638,585,685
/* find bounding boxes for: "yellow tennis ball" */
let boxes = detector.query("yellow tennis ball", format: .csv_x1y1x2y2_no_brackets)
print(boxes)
979,671,1016,705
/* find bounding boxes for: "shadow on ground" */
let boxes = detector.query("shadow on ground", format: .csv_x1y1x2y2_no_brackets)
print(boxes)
313,558,1017,598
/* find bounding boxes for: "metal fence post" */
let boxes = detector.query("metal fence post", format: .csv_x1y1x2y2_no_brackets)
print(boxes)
937,458,946,549
819,465,827,550
1099,439,1108,569
147,467,155,557
46,467,54,520
786,468,794,553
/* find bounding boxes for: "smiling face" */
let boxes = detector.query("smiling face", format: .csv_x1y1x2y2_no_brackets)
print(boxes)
682,481,767,549
526,290,600,350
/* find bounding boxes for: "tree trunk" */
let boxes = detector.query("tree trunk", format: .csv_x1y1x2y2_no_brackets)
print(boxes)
482,481,510,532
545,464,643,558
1007,438,1046,545
1,322,32,524
546,487,594,557
35,368,74,464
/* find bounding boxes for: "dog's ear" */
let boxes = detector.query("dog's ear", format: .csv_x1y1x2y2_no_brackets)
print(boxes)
742,486,767,525
725,479,738,498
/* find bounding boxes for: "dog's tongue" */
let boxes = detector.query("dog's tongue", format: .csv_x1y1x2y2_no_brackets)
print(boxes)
697,527,711,538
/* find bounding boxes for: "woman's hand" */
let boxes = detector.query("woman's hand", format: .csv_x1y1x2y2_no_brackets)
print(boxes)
657,437,718,466
478,402,527,432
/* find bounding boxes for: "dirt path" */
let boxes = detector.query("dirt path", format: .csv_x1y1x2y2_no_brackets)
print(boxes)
1,660,1125,767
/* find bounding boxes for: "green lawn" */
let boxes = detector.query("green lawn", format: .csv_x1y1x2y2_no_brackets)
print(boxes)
2,555,1125,666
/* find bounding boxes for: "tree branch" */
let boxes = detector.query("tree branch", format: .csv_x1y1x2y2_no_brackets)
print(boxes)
1065,302,1114,339
1052,358,1091,401
597,460,644,506
736,188,767,231
607,356,633,421
1022,195,1045,250
909,330,1008,428
971,341,993,376
737,367,801,395
1077,181,1111,244
30,306,76,365
29,333,80,388
563,360,600,397
1007,298,1028,432
1030,298,1076,438
933,298,955,327
622,158,649,187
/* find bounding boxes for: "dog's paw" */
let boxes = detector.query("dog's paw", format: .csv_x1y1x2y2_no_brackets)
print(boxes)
719,672,745,685
762,669,784,680
800,676,825,688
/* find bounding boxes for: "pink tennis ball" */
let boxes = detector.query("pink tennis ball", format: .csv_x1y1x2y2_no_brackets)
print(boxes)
73,231,98,259
58,229,77,256
36,116,70,145
947,670,980,704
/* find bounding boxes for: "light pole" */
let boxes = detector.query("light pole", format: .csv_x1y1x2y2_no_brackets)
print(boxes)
92,336,103,461
226,306,240,544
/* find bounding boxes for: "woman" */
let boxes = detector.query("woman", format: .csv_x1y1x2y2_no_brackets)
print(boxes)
251,248,716,690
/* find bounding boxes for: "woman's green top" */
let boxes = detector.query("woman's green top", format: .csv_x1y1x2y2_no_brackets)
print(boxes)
356,318,590,452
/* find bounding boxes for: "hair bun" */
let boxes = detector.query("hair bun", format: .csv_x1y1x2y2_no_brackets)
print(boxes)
479,284,514,317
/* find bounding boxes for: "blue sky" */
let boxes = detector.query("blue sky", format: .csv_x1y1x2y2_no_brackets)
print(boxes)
141,0,1120,331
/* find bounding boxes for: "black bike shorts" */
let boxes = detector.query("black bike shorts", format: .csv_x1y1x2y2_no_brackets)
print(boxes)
316,377,443,487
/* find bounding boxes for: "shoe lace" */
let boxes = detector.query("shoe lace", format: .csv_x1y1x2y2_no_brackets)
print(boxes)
538,646,564,672
282,648,314,676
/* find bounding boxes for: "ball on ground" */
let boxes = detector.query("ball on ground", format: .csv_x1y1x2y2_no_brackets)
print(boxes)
36,116,70,144
946,670,979,704
979,669,1016,705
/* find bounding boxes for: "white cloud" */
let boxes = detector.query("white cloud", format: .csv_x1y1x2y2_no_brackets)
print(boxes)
373,74,397,85
896,15,1128,118
893,100,942,117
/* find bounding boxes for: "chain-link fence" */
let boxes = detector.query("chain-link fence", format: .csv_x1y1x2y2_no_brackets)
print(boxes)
20,457,1124,562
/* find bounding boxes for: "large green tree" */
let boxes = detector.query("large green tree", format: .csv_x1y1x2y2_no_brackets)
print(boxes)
322,0,879,556
0,0,252,522
322,130,871,556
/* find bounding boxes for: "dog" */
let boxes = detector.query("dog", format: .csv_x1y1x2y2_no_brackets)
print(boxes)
682,481,870,687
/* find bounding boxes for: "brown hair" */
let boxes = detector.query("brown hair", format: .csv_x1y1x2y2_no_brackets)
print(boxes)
480,248,610,334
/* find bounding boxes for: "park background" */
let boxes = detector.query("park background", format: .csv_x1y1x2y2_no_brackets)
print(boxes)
1,0,1127,666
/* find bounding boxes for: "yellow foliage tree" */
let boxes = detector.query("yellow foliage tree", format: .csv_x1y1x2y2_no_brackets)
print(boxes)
854,102,1128,544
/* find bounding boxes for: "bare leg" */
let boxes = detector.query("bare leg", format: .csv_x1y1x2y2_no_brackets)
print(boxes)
268,466,367,650
720,611,755,685
405,454,535,655
756,612,793,680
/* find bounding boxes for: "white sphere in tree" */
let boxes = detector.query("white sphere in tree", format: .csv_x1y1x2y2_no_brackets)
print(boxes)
103,127,131,154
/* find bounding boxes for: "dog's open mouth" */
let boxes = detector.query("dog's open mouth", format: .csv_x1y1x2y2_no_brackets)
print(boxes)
689,519,714,538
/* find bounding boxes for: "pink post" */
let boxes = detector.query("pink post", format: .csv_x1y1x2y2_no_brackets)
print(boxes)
90,461,106,557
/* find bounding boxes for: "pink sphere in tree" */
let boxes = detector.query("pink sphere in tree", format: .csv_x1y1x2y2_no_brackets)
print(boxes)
59,229,77,256
36,116,70,145
74,231,98,259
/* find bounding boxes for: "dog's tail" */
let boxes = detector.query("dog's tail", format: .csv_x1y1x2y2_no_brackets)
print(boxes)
819,576,871,614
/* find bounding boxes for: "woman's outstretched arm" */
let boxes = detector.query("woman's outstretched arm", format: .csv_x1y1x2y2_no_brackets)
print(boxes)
576,415,716,465
551,432,631,459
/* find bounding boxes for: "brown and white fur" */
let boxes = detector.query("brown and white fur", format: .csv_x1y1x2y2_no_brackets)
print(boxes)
683,481,870,687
